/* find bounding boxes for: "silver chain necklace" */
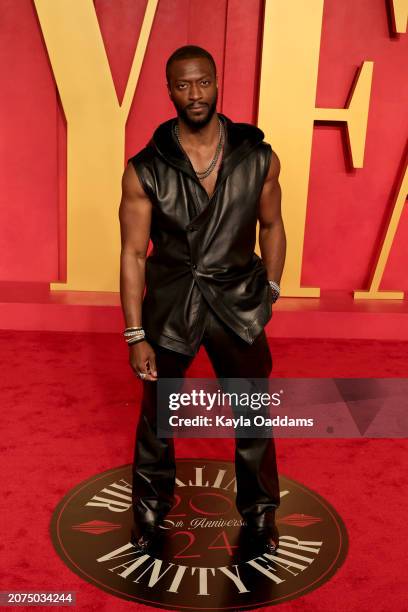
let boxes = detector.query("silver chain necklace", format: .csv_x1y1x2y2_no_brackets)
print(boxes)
174,117,225,180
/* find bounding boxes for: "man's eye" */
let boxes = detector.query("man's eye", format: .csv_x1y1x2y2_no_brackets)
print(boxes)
177,84,187,90
201,80,210,86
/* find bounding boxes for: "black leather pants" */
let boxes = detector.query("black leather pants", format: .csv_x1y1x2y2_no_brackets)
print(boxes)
132,305,280,537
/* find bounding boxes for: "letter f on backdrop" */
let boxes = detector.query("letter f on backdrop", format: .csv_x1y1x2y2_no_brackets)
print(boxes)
34,0,158,291
258,0,407,299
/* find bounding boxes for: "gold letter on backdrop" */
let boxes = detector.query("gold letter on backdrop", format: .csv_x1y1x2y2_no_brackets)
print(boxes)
34,0,158,291
353,0,407,299
354,152,408,299
258,0,373,297
390,0,408,33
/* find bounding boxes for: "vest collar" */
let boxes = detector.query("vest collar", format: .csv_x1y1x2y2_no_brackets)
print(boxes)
150,113,265,184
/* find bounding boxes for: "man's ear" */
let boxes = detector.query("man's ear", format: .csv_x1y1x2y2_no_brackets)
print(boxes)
166,82,172,98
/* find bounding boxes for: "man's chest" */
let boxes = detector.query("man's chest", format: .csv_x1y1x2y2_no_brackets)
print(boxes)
197,170,218,199
184,145,224,199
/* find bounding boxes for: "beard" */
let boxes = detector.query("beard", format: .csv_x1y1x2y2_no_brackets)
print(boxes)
175,91,218,129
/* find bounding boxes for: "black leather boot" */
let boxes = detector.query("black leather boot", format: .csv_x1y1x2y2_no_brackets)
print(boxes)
130,523,164,554
244,509,280,554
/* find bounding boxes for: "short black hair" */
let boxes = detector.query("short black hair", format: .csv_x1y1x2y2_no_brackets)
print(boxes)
166,45,217,83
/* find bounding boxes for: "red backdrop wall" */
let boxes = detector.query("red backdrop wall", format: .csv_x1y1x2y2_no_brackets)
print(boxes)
0,0,407,292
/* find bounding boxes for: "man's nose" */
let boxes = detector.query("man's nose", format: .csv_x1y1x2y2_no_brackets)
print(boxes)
189,84,202,100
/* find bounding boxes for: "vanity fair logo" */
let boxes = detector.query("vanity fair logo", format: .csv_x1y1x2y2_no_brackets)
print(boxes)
51,459,348,609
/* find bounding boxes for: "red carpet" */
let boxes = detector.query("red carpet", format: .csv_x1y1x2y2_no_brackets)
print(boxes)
1,330,407,611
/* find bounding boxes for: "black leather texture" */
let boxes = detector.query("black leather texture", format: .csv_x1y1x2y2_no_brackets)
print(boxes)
128,113,273,356
131,306,280,537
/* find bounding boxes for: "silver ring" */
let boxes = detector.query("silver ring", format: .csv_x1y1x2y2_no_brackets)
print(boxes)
137,371,147,380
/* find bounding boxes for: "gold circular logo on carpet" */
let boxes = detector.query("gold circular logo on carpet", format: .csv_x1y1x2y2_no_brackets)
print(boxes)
51,459,348,609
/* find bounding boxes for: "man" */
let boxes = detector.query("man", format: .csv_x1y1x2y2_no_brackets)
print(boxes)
119,46,286,556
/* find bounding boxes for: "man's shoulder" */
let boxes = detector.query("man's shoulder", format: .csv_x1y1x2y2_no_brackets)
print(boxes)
226,117,273,177
127,116,176,169
127,141,157,169
222,114,271,153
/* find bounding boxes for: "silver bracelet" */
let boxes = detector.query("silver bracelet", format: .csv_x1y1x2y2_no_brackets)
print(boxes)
127,336,146,346
125,334,145,344
268,280,280,292
123,327,145,344
268,280,280,303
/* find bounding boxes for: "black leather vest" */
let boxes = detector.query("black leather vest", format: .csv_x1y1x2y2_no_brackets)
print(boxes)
128,113,273,355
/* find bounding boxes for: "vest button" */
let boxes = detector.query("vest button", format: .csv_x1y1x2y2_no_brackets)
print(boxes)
192,263,197,269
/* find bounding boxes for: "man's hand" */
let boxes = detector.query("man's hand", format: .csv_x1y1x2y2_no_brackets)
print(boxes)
129,341,158,381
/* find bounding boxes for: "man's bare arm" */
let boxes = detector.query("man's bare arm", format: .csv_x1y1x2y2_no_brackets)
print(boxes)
258,150,286,284
119,162,157,380
119,162,151,327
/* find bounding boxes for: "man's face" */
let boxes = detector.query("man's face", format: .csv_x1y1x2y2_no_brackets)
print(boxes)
167,57,218,129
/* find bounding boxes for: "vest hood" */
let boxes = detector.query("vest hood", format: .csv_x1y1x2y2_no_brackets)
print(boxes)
150,113,265,182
